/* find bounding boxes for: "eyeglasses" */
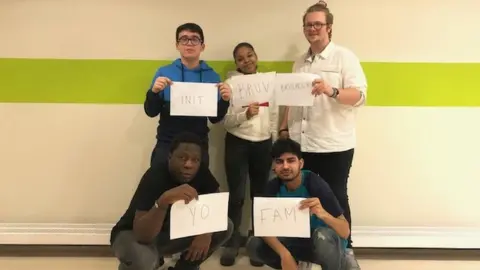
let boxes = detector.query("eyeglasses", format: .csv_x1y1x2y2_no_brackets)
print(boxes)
303,22,327,30
177,36,203,46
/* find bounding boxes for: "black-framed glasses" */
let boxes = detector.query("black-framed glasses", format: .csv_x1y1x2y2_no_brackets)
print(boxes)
177,36,203,46
303,22,327,30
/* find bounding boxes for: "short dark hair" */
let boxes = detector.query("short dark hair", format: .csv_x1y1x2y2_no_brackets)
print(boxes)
233,42,255,59
176,23,204,43
169,132,203,154
271,138,302,159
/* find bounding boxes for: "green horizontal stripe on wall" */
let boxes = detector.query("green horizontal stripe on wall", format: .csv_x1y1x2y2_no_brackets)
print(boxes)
0,58,479,106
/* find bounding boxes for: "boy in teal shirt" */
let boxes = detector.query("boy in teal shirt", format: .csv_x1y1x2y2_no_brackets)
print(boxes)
247,139,357,270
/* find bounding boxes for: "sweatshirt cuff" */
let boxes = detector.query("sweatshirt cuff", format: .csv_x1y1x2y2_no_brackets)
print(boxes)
237,111,248,124
146,89,161,99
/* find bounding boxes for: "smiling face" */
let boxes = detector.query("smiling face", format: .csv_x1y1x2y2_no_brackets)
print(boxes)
234,46,258,74
303,11,331,46
273,152,304,183
168,142,201,183
176,30,205,61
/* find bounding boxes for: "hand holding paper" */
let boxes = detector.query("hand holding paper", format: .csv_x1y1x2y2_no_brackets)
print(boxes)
152,76,172,93
217,82,232,101
299,197,327,218
311,78,333,97
158,184,198,205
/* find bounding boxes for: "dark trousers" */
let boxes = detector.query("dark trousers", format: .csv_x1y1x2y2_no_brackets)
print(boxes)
247,227,347,270
302,149,354,248
150,141,210,167
112,220,233,270
224,132,272,242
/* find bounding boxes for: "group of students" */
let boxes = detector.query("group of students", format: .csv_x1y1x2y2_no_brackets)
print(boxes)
109,1,367,270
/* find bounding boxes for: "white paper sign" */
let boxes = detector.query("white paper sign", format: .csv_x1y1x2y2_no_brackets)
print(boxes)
170,192,229,239
170,82,218,117
274,73,320,106
229,72,276,107
253,197,311,238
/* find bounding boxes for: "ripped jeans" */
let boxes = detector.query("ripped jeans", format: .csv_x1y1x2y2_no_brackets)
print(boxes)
246,227,348,270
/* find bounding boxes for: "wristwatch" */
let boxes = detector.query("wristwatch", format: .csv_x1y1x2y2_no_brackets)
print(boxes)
330,87,339,99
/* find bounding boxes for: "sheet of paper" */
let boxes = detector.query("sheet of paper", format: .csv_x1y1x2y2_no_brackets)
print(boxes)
274,73,320,106
170,82,218,117
170,192,229,239
253,197,311,238
229,72,276,107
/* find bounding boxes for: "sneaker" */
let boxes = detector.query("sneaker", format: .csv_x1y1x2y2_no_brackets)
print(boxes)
249,258,264,267
246,232,264,267
345,248,361,269
220,246,239,266
220,231,241,266
167,261,199,270
298,261,322,270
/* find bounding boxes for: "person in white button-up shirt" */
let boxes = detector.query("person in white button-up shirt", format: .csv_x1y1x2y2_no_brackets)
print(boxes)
279,2,366,268
220,42,278,268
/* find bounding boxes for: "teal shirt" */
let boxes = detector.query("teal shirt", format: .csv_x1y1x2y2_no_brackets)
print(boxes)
276,170,348,249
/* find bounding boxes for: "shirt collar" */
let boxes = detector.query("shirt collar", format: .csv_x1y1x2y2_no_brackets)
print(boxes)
305,41,335,62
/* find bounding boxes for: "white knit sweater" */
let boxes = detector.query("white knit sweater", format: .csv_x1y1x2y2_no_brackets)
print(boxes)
223,70,279,142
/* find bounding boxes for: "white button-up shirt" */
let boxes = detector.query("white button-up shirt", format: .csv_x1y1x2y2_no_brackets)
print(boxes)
288,42,368,153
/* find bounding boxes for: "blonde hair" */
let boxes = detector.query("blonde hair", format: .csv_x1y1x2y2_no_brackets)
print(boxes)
303,1,334,39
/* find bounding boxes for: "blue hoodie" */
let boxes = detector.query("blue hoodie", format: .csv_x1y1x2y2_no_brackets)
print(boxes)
144,59,230,144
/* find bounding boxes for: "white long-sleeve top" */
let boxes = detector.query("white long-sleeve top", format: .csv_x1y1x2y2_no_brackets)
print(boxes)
223,70,279,142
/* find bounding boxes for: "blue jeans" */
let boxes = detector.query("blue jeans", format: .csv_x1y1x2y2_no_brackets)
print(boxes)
246,227,347,270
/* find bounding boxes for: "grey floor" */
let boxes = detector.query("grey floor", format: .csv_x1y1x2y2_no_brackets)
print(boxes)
2,251,480,270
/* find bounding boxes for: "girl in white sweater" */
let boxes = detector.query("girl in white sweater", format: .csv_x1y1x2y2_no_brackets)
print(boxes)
220,42,278,267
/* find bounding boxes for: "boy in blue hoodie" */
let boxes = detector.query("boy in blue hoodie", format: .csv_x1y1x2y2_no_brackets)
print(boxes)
144,23,231,167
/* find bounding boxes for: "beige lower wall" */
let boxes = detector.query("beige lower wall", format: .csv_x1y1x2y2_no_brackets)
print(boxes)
1,104,479,231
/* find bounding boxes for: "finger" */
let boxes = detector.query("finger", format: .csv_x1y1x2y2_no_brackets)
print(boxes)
190,250,199,261
313,78,322,85
183,193,193,204
301,198,316,205
184,184,198,195
186,189,198,200
166,78,173,85
219,88,228,94
185,248,193,261
188,186,199,198
201,248,208,260
304,201,318,208
195,249,203,261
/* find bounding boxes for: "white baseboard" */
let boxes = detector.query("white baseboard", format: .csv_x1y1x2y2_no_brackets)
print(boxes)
1,223,480,249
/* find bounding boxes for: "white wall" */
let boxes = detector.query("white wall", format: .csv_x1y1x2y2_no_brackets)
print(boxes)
1,0,479,248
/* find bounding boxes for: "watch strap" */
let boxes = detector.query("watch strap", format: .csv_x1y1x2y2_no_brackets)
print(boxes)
330,87,339,98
